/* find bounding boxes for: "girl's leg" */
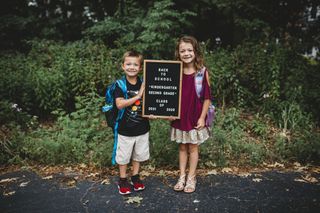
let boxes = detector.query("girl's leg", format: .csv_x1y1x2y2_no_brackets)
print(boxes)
188,144,199,177
132,160,140,176
174,144,188,191
184,144,198,193
179,144,188,176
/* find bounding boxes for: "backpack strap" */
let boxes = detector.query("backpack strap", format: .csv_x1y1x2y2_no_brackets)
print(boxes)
194,67,206,99
111,76,127,165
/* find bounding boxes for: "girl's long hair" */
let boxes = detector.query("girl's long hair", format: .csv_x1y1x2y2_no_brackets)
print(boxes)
175,35,204,71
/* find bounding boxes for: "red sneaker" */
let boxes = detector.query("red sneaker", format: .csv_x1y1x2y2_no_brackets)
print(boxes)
118,179,132,195
131,174,145,191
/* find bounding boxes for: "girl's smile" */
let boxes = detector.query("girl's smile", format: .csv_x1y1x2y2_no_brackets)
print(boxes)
179,42,195,65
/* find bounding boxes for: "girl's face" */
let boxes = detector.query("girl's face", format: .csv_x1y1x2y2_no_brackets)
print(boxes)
121,56,141,77
178,42,195,65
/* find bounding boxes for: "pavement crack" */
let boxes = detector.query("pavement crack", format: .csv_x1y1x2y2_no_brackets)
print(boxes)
80,181,99,213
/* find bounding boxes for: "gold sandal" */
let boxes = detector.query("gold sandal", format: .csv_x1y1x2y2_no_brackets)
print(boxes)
184,175,196,193
173,175,186,191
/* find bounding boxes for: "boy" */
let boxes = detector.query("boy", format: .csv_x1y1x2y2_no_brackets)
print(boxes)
114,50,150,195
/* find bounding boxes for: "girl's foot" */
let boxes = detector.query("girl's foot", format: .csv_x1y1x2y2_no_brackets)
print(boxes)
173,175,186,191
184,175,196,193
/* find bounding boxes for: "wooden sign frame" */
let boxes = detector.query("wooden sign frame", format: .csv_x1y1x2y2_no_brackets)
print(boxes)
142,60,182,119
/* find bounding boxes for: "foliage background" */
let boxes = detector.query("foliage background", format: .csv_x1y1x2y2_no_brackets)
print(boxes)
1,0,319,167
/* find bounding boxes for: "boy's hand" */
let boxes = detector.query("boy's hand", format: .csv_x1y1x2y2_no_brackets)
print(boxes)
138,83,145,98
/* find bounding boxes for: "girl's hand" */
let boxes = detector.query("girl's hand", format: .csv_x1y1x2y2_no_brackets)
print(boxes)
195,117,205,129
166,116,176,121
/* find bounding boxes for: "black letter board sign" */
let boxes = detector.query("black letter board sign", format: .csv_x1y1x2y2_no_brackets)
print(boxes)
142,60,182,118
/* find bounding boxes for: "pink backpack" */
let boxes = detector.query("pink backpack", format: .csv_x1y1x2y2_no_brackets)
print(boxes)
195,67,215,127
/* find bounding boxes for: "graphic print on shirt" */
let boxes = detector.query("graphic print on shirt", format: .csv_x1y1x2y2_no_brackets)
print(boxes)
125,89,143,124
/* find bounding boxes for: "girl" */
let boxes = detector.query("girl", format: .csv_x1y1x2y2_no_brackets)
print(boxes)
171,36,211,193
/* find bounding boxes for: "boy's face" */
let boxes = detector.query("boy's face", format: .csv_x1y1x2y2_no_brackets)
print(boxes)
178,42,195,65
121,56,141,77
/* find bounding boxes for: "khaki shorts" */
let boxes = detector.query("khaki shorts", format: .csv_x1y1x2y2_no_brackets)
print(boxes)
116,132,150,165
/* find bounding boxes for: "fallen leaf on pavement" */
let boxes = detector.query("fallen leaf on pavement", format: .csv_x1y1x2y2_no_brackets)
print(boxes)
252,178,262,182
140,171,151,177
221,168,233,173
42,175,53,180
237,172,251,178
158,170,165,177
66,179,76,187
86,173,99,178
101,178,110,185
125,196,143,204
207,170,218,175
311,167,320,174
79,163,87,169
0,177,18,184
3,191,15,196
293,162,307,172
19,181,30,187
294,175,318,184
264,162,284,168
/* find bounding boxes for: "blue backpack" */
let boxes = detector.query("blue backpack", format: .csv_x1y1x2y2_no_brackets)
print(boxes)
102,76,127,165
102,76,127,130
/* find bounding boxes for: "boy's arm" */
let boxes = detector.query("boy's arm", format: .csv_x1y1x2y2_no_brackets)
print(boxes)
115,83,145,110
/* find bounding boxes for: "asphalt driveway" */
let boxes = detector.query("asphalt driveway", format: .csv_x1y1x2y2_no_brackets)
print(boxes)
0,169,319,213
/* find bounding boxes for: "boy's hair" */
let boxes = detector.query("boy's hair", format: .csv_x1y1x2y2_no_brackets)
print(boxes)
122,50,143,66
175,35,204,71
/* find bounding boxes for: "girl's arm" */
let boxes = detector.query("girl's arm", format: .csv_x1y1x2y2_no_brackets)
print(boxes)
116,83,144,110
195,99,210,129
195,70,211,129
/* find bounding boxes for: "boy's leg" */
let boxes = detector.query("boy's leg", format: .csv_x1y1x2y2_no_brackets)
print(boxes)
118,164,131,195
131,132,149,191
131,160,145,191
132,160,140,176
119,164,127,178
116,134,135,195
